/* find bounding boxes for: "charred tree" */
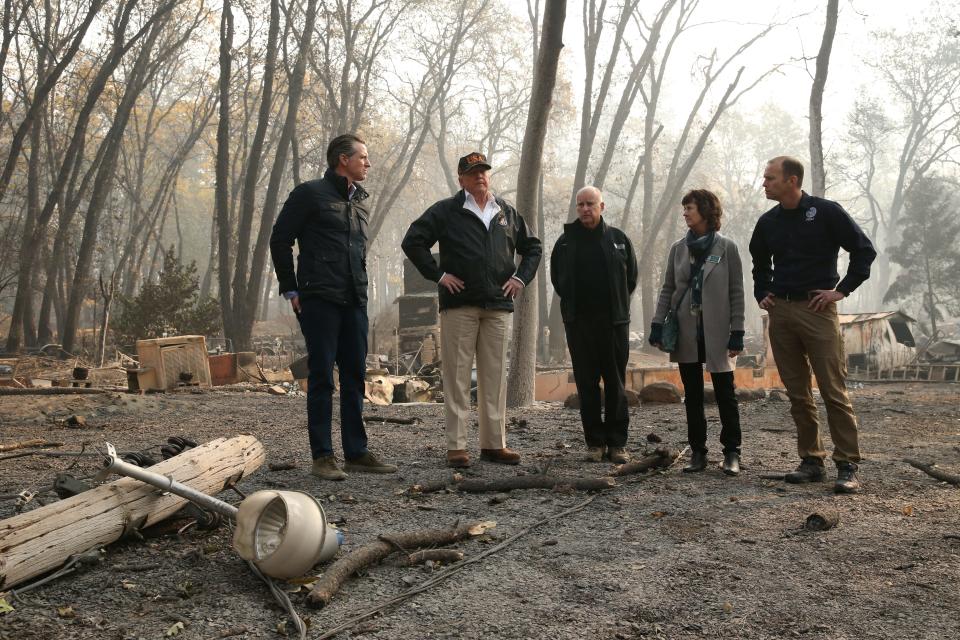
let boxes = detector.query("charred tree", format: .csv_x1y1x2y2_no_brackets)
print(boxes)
809,0,838,197
505,0,566,408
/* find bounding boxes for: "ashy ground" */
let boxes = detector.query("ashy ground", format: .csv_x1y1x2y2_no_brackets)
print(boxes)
0,381,958,639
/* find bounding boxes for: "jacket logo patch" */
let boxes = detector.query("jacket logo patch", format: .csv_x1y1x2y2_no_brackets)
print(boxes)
706,254,721,264
614,243,625,250
805,207,817,222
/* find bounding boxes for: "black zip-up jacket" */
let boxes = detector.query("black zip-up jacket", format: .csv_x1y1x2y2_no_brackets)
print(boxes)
749,192,876,302
550,218,638,325
269,169,369,306
401,191,542,312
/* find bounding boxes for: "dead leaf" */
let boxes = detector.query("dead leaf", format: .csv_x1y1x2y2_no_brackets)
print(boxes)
467,521,497,536
651,511,669,519
0,596,14,615
902,505,914,517
722,601,733,614
166,621,185,636
121,580,138,590
276,619,288,636
57,605,75,618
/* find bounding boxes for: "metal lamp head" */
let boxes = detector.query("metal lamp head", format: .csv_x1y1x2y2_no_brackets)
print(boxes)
232,490,342,579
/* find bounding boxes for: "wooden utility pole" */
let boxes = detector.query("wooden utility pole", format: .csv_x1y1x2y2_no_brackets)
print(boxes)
0,435,265,591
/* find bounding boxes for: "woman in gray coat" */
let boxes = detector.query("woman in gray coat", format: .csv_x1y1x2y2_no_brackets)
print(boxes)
649,189,746,475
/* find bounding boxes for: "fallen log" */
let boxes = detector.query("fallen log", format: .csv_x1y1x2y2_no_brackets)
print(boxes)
408,474,460,494
405,549,463,565
905,459,960,486
611,447,679,476
0,439,59,453
456,476,615,493
306,521,495,608
805,510,840,531
0,387,112,395
0,435,265,590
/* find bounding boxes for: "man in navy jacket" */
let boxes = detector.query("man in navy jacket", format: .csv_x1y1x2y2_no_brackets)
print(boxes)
270,134,397,481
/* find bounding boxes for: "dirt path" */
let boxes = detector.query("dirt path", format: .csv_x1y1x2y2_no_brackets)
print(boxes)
1,382,958,639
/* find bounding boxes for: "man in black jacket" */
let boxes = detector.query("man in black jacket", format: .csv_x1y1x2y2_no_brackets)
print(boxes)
402,152,542,468
270,133,397,481
750,156,876,493
551,186,638,463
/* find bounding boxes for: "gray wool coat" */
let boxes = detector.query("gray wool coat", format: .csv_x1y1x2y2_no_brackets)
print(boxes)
652,234,746,372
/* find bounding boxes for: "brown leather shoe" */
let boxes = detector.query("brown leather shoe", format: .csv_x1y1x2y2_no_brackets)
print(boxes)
446,449,471,468
480,448,521,465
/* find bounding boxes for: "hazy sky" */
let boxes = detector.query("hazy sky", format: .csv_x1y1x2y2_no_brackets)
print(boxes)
550,0,939,136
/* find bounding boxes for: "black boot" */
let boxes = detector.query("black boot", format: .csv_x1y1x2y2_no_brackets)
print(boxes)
722,451,741,476
834,461,861,494
683,449,707,473
784,457,826,484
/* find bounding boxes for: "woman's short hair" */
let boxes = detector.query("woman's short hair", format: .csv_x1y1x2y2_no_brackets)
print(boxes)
681,189,723,231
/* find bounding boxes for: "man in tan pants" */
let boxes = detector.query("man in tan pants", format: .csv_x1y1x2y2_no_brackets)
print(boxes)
401,152,542,468
749,156,876,493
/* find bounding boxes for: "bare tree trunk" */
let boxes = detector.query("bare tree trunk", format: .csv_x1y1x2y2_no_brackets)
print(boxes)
258,263,273,322
200,213,216,300
214,0,235,342
506,0,566,408
230,0,280,339
6,87,44,351
809,0,838,197
536,172,548,359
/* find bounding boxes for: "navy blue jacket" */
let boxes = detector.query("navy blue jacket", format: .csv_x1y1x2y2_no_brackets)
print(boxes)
269,169,369,306
749,192,876,302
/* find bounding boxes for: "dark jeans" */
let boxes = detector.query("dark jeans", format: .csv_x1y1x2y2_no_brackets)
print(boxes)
564,320,629,448
297,297,369,460
678,362,741,454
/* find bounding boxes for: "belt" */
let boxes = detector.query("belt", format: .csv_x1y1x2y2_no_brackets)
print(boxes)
774,291,813,302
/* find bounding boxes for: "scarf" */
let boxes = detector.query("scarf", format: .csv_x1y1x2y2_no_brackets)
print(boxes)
685,230,715,342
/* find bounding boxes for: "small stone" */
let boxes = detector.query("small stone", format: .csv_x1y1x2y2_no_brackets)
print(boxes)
638,382,681,404
66,414,86,427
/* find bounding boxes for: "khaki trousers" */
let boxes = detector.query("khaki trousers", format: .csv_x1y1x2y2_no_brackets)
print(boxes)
440,306,510,451
768,299,861,463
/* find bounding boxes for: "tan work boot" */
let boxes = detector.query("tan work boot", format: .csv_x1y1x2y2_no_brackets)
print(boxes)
480,448,521,465
344,452,398,474
446,449,471,468
311,456,347,481
584,446,606,462
608,447,630,464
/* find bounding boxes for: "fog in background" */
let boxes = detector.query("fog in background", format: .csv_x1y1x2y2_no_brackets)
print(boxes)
1,0,957,358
